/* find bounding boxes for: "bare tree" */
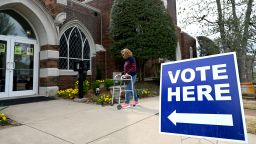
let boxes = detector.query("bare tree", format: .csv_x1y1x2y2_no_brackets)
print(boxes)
178,0,255,82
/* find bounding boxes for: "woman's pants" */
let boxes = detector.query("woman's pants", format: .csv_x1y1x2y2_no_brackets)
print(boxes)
125,75,138,104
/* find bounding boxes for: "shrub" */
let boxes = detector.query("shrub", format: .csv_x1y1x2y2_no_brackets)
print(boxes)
104,79,114,90
92,80,100,92
0,113,8,126
92,80,105,92
137,89,151,98
94,94,112,105
75,80,90,94
57,88,78,99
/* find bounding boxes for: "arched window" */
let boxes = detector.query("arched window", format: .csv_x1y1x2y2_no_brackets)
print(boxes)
59,26,90,70
0,10,36,39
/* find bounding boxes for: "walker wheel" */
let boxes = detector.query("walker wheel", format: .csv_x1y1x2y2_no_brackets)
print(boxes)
117,104,122,110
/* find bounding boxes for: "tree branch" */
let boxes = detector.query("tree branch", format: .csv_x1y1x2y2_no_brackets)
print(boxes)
241,0,254,48
216,0,229,51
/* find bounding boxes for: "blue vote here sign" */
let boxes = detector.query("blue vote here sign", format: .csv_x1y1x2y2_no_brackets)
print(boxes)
160,52,247,143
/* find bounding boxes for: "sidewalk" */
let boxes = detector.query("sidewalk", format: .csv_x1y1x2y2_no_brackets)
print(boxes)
0,97,255,144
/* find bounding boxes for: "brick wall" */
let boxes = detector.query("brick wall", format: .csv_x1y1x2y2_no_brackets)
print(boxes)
94,52,106,79
167,0,177,25
180,32,197,59
62,1,101,44
40,0,63,16
40,0,197,83
40,59,58,68
58,75,77,89
168,1,197,60
88,0,119,79
176,26,181,43
39,45,59,89
88,0,197,78
59,1,102,87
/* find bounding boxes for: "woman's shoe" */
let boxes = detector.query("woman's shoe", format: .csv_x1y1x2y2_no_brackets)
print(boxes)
131,101,140,106
121,103,130,109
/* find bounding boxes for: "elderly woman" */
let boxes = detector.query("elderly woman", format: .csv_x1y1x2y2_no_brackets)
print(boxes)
121,48,139,108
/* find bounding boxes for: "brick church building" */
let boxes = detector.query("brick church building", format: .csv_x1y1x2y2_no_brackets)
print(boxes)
0,0,196,99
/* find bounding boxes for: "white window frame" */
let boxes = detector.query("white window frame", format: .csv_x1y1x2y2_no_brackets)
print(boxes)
59,20,96,75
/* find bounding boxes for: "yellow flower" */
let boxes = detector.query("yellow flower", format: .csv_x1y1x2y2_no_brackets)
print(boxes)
2,116,7,121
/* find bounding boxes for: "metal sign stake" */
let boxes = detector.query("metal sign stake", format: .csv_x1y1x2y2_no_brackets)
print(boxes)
180,137,219,144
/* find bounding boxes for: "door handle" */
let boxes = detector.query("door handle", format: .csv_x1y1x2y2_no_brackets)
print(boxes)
13,62,15,70
7,62,12,72
8,62,15,71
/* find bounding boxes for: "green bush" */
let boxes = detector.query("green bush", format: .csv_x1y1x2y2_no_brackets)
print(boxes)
92,80,101,92
94,94,112,105
104,79,114,90
75,80,90,94
137,89,151,98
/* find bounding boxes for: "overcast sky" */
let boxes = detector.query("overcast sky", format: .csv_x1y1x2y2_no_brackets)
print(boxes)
161,0,200,38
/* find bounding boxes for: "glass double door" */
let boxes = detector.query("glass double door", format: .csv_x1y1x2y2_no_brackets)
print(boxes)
0,36,38,98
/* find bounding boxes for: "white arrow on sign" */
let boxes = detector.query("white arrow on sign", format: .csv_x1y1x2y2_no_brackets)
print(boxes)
168,110,233,126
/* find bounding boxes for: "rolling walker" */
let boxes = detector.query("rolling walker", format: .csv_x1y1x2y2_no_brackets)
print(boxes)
111,74,135,110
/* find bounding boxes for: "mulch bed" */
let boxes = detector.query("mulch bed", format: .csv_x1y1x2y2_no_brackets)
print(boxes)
0,118,22,130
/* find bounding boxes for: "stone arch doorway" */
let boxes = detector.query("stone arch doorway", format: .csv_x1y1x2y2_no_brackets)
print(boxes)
0,0,58,98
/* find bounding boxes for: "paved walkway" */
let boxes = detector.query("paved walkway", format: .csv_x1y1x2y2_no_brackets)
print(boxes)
0,97,255,144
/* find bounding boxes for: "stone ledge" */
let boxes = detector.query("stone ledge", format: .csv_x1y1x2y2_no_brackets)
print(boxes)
73,98,88,103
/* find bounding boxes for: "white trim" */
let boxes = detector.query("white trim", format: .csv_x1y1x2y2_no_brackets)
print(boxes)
59,70,92,76
0,35,39,97
87,70,92,75
81,0,95,4
39,86,59,96
176,41,181,60
40,68,59,77
54,12,67,25
59,20,96,70
40,50,59,60
57,0,67,5
60,20,96,57
0,0,58,46
96,44,106,52
189,46,193,58
59,70,78,76
68,0,101,13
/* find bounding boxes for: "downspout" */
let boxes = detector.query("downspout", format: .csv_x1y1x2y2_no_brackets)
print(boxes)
101,12,107,78
100,12,103,45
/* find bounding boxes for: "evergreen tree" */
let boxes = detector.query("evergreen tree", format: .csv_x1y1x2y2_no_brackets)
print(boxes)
110,0,177,80
197,36,220,56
